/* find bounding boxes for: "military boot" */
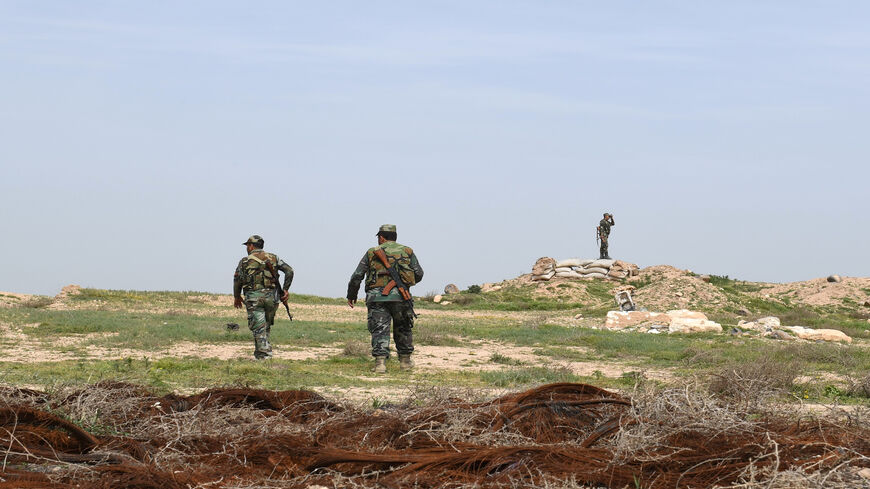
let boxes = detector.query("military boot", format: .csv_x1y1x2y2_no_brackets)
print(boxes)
371,356,387,374
398,354,414,371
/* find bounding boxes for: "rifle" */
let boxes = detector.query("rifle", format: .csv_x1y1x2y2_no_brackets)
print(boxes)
372,248,417,319
596,226,600,246
265,260,293,321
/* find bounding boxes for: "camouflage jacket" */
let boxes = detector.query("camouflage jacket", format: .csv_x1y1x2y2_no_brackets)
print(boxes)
347,241,423,303
598,218,614,237
233,249,294,297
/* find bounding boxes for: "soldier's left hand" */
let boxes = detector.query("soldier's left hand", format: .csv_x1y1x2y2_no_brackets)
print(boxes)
233,296,244,309
281,291,289,302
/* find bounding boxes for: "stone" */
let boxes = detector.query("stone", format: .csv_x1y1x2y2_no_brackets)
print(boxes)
574,313,583,319
666,310,723,334
863,300,870,307
604,311,671,330
858,468,870,480
440,301,451,305
782,326,851,343
827,275,842,283
772,330,795,341
532,257,556,276
433,295,443,303
675,292,683,297
736,308,750,316
444,284,460,294
699,274,711,283
757,316,780,328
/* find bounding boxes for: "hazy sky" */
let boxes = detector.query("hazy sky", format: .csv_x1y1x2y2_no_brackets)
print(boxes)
1,1,868,297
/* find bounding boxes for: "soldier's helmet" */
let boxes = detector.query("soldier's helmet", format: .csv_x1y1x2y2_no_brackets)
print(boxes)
243,235,265,247
376,224,397,236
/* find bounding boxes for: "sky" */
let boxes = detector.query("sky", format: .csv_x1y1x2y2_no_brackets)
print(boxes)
1,1,868,298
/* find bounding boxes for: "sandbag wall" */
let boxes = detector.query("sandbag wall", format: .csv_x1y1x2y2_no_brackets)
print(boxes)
531,257,638,281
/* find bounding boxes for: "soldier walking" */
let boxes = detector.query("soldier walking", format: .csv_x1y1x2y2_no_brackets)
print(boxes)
597,213,615,259
233,235,294,360
347,225,424,373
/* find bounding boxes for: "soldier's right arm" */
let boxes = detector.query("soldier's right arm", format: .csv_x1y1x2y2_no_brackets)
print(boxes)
346,253,370,301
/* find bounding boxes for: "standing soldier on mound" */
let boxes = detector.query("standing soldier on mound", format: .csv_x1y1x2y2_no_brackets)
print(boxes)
597,212,615,259
347,224,424,373
233,235,294,360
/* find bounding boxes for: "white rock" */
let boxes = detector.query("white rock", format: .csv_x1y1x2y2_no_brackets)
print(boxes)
666,310,722,334
440,301,451,305
574,313,583,319
782,326,852,344
757,316,781,328
675,292,683,297
604,311,671,330
433,295,443,303
827,275,842,283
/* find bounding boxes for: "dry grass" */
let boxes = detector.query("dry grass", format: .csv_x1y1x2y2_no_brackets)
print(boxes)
1,381,868,489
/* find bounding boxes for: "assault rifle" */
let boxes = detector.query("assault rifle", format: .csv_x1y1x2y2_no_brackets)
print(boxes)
265,261,293,321
596,226,600,246
372,248,417,319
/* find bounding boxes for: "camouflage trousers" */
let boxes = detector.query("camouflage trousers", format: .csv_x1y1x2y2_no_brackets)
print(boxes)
599,235,610,259
244,289,278,359
367,301,414,358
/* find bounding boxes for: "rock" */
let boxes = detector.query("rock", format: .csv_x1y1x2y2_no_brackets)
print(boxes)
782,326,851,344
772,330,795,341
574,313,583,320
604,311,671,330
699,274,711,283
666,310,723,334
675,292,683,297
433,295,443,303
444,284,460,294
863,300,870,307
858,467,870,480
532,257,556,276
827,275,842,283
440,301,451,305
758,316,781,328
736,308,750,316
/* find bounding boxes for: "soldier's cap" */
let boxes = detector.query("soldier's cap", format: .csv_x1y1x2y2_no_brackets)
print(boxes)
376,224,397,235
243,235,264,246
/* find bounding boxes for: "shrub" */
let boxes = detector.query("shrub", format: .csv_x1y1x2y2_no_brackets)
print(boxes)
466,285,482,294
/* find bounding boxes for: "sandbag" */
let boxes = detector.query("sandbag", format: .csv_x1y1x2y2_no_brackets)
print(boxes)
556,258,594,268
583,272,608,279
532,271,555,281
579,267,610,275
554,267,574,273
588,259,615,269
608,269,628,278
554,271,585,279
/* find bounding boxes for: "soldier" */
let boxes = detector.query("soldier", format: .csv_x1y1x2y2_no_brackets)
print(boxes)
233,235,294,360
597,213,615,259
347,224,424,373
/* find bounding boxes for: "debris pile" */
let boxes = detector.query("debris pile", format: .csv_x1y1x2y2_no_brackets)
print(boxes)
604,309,723,334
531,257,639,281
739,316,853,343
0,381,868,488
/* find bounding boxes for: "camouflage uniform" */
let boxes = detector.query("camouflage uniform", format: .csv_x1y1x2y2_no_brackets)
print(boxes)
347,225,424,359
234,235,294,360
598,215,614,259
